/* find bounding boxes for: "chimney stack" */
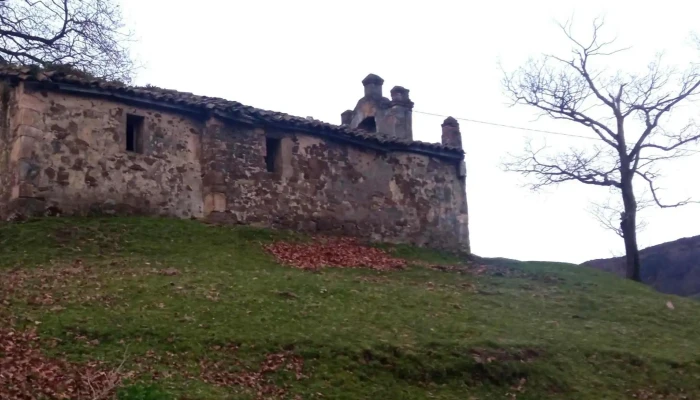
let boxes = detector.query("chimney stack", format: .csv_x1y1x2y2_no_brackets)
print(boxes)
387,86,414,140
441,117,462,149
362,73,384,99
390,86,412,106
341,110,353,125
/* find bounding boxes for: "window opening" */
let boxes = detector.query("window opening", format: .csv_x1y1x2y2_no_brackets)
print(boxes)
265,137,281,172
126,114,145,153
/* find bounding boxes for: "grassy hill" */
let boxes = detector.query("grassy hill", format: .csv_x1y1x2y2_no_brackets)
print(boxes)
1,217,699,400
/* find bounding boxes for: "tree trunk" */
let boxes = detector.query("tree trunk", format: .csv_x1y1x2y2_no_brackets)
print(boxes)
620,176,642,282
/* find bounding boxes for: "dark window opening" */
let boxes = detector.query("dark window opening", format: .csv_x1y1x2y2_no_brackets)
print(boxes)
265,137,281,173
126,114,145,153
357,117,376,132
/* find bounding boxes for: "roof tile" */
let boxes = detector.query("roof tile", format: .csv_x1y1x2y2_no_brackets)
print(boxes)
0,65,463,156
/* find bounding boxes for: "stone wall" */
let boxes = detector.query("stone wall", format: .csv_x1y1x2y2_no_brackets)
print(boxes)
1,83,203,218
0,81,16,214
202,119,470,253
0,83,470,253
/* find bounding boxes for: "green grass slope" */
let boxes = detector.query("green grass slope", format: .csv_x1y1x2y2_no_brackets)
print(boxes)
1,217,699,399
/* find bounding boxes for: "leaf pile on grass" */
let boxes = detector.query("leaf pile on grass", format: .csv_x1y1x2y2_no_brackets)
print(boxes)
1,261,88,303
0,328,127,400
470,347,540,365
0,259,126,310
130,346,305,400
630,387,692,400
200,351,305,399
264,237,407,270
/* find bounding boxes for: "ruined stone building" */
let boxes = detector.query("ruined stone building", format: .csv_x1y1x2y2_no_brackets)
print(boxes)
0,67,470,253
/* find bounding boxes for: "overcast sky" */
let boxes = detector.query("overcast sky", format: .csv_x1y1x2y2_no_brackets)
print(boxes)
117,0,700,263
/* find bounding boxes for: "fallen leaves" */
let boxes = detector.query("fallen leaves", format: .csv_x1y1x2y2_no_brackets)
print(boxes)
130,346,306,400
274,290,299,300
199,351,305,399
158,267,180,276
0,260,114,310
507,377,528,399
631,387,691,400
470,347,540,365
0,259,180,311
264,237,406,271
0,328,128,400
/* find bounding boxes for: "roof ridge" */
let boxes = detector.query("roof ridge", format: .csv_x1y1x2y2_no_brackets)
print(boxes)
0,65,464,157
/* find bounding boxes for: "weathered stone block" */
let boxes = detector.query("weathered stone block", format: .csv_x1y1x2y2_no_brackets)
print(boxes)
6,197,46,216
56,168,70,186
16,108,44,129
17,159,40,182
202,171,225,186
11,182,40,198
22,92,51,112
204,192,226,214
10,135,36,161
16,125,44,139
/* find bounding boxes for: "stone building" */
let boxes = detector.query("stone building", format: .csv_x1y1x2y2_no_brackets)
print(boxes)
0,67,470,253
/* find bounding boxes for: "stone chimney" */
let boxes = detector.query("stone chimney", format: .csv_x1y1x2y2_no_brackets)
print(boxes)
441,117,462,149
344,74,416,140
390,86,411,105
387,86,414,141
341,110,353,126
362,74,384,99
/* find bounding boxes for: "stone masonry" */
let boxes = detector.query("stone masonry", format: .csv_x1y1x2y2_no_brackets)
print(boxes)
0,67,470,253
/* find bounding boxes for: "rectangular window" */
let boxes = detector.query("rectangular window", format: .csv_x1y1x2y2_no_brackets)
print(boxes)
265,137,281,173
126,114,145,153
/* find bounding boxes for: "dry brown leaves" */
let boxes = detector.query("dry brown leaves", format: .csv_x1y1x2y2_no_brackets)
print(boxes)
0,331,305,400
200,351,305,399
1,260,92,302
0,328,128,400
1,259,103,303
469,348,539,400
630,388,691,400
264,237,406,271
132,346,305,400
0,259,176,311
470,347,540,365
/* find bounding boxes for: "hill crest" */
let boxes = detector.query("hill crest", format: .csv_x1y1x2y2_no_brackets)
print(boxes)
583,235,700,297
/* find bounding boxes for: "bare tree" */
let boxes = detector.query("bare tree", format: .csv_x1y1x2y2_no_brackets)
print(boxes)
0,0,134,82
502,18,700,281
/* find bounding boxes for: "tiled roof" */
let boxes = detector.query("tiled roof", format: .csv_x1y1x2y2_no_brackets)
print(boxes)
0,66,463,157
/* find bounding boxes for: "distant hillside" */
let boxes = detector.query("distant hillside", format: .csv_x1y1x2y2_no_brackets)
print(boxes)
583,235,700,297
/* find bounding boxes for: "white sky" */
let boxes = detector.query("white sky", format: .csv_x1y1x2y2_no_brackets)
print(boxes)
118,0,700,264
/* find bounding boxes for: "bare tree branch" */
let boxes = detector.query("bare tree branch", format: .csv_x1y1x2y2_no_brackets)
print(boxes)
0,0,135,82
634,169,699,208
637,122,700,153
502,57,620,147
504,141,621,189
